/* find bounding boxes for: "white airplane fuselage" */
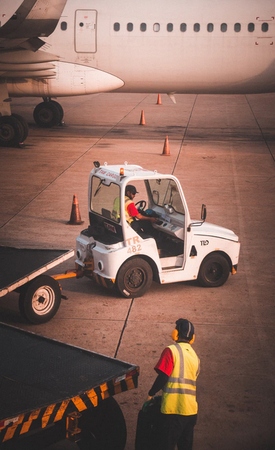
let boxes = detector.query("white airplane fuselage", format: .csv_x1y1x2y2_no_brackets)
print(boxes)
7,0,275,98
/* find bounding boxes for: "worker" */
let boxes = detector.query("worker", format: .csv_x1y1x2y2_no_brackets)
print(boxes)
124,185,158,235
112,196,120,221
147,318,200,450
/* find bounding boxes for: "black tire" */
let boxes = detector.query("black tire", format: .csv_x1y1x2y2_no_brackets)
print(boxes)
49,100,64,123
19,275,61,324
116,257,153,298
33,101,62,127
12,113,29,142
78,397,127,450
197,253,230,287
0,115,22,147
45,440,79,450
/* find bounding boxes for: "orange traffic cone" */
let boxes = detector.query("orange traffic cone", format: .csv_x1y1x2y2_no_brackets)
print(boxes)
156,94,162,105
139,110,146,125
162,136,170,156
67,194,84,225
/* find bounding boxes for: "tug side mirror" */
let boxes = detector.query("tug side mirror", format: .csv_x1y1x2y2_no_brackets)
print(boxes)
201,204,207,222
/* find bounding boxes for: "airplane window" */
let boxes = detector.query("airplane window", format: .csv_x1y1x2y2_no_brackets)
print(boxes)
114,22,120,32
140,23,147,32
127,23,133,32
248,23,255,32
167,23,173,32
153,23,160,32
221,23,227,32
234,23,241,32
180,23,187,32
207,23,214,32
61,21,67,31
262,22,268,32
194,23,200,32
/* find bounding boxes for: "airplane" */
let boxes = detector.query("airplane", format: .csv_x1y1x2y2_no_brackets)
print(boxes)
0,0,274,147
0,0,68,146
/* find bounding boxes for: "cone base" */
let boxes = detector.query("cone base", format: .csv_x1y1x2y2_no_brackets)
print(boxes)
67,220,84,225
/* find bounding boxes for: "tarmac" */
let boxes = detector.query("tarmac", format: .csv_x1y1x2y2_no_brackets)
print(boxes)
0,92,275,450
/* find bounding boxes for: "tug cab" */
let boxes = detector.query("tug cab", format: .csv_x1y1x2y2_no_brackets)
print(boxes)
75,163,240,297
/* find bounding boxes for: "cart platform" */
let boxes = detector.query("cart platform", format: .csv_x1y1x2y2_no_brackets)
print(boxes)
0,322,139,445
0,246,74,297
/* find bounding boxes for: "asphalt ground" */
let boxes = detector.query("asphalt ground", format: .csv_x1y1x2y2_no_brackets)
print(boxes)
0,92,274,450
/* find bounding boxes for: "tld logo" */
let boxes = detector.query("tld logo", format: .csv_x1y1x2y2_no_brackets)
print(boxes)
200,240,209,246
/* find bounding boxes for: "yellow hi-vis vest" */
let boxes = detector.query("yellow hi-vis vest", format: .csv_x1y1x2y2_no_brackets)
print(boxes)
112,197,120,220
124,196,134,224
161,342,200,416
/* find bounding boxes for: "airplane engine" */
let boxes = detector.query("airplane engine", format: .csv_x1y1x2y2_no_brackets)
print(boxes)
7,61,124,98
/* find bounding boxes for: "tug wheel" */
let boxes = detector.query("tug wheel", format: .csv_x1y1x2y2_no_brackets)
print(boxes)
198,253,230,287
116,257,153,298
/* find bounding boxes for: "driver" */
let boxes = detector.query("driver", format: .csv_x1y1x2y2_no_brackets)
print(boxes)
125,185,157,236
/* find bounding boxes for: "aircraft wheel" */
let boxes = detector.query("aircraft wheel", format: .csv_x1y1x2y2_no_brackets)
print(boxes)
19,275,61,324
116,257,153,298
33,101,63,127
197,253,230,287
50,100,64,123
12,113,29,142
0,115,24,147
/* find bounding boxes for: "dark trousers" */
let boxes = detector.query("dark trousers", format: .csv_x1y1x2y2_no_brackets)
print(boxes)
160,413,197,450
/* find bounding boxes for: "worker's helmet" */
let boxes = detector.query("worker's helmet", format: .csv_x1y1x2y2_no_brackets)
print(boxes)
126,185,139,194
172,318,195,342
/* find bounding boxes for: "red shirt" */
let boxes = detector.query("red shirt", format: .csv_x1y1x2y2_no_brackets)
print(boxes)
154,347,174,376
127,201,139,218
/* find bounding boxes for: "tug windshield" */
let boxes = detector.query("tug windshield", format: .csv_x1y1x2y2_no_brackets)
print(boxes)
91,177,121,222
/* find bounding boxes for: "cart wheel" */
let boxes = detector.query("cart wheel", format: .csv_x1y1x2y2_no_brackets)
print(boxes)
45,440,79,450
19,275,61,324
78,397,127,450
116,257,153,298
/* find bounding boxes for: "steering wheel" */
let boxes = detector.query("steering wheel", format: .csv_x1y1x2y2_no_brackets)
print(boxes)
135,200,147,211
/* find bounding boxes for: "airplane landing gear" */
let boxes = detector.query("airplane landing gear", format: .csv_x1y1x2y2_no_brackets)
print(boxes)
0,114,29,147
0,98,64,147
33,100,64,128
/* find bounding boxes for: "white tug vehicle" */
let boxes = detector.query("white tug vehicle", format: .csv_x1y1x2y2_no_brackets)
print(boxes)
75,162,240,297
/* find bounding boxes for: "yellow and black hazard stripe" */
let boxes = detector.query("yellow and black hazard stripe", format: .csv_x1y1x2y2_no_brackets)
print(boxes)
92,272,115,289
0,372,138,444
